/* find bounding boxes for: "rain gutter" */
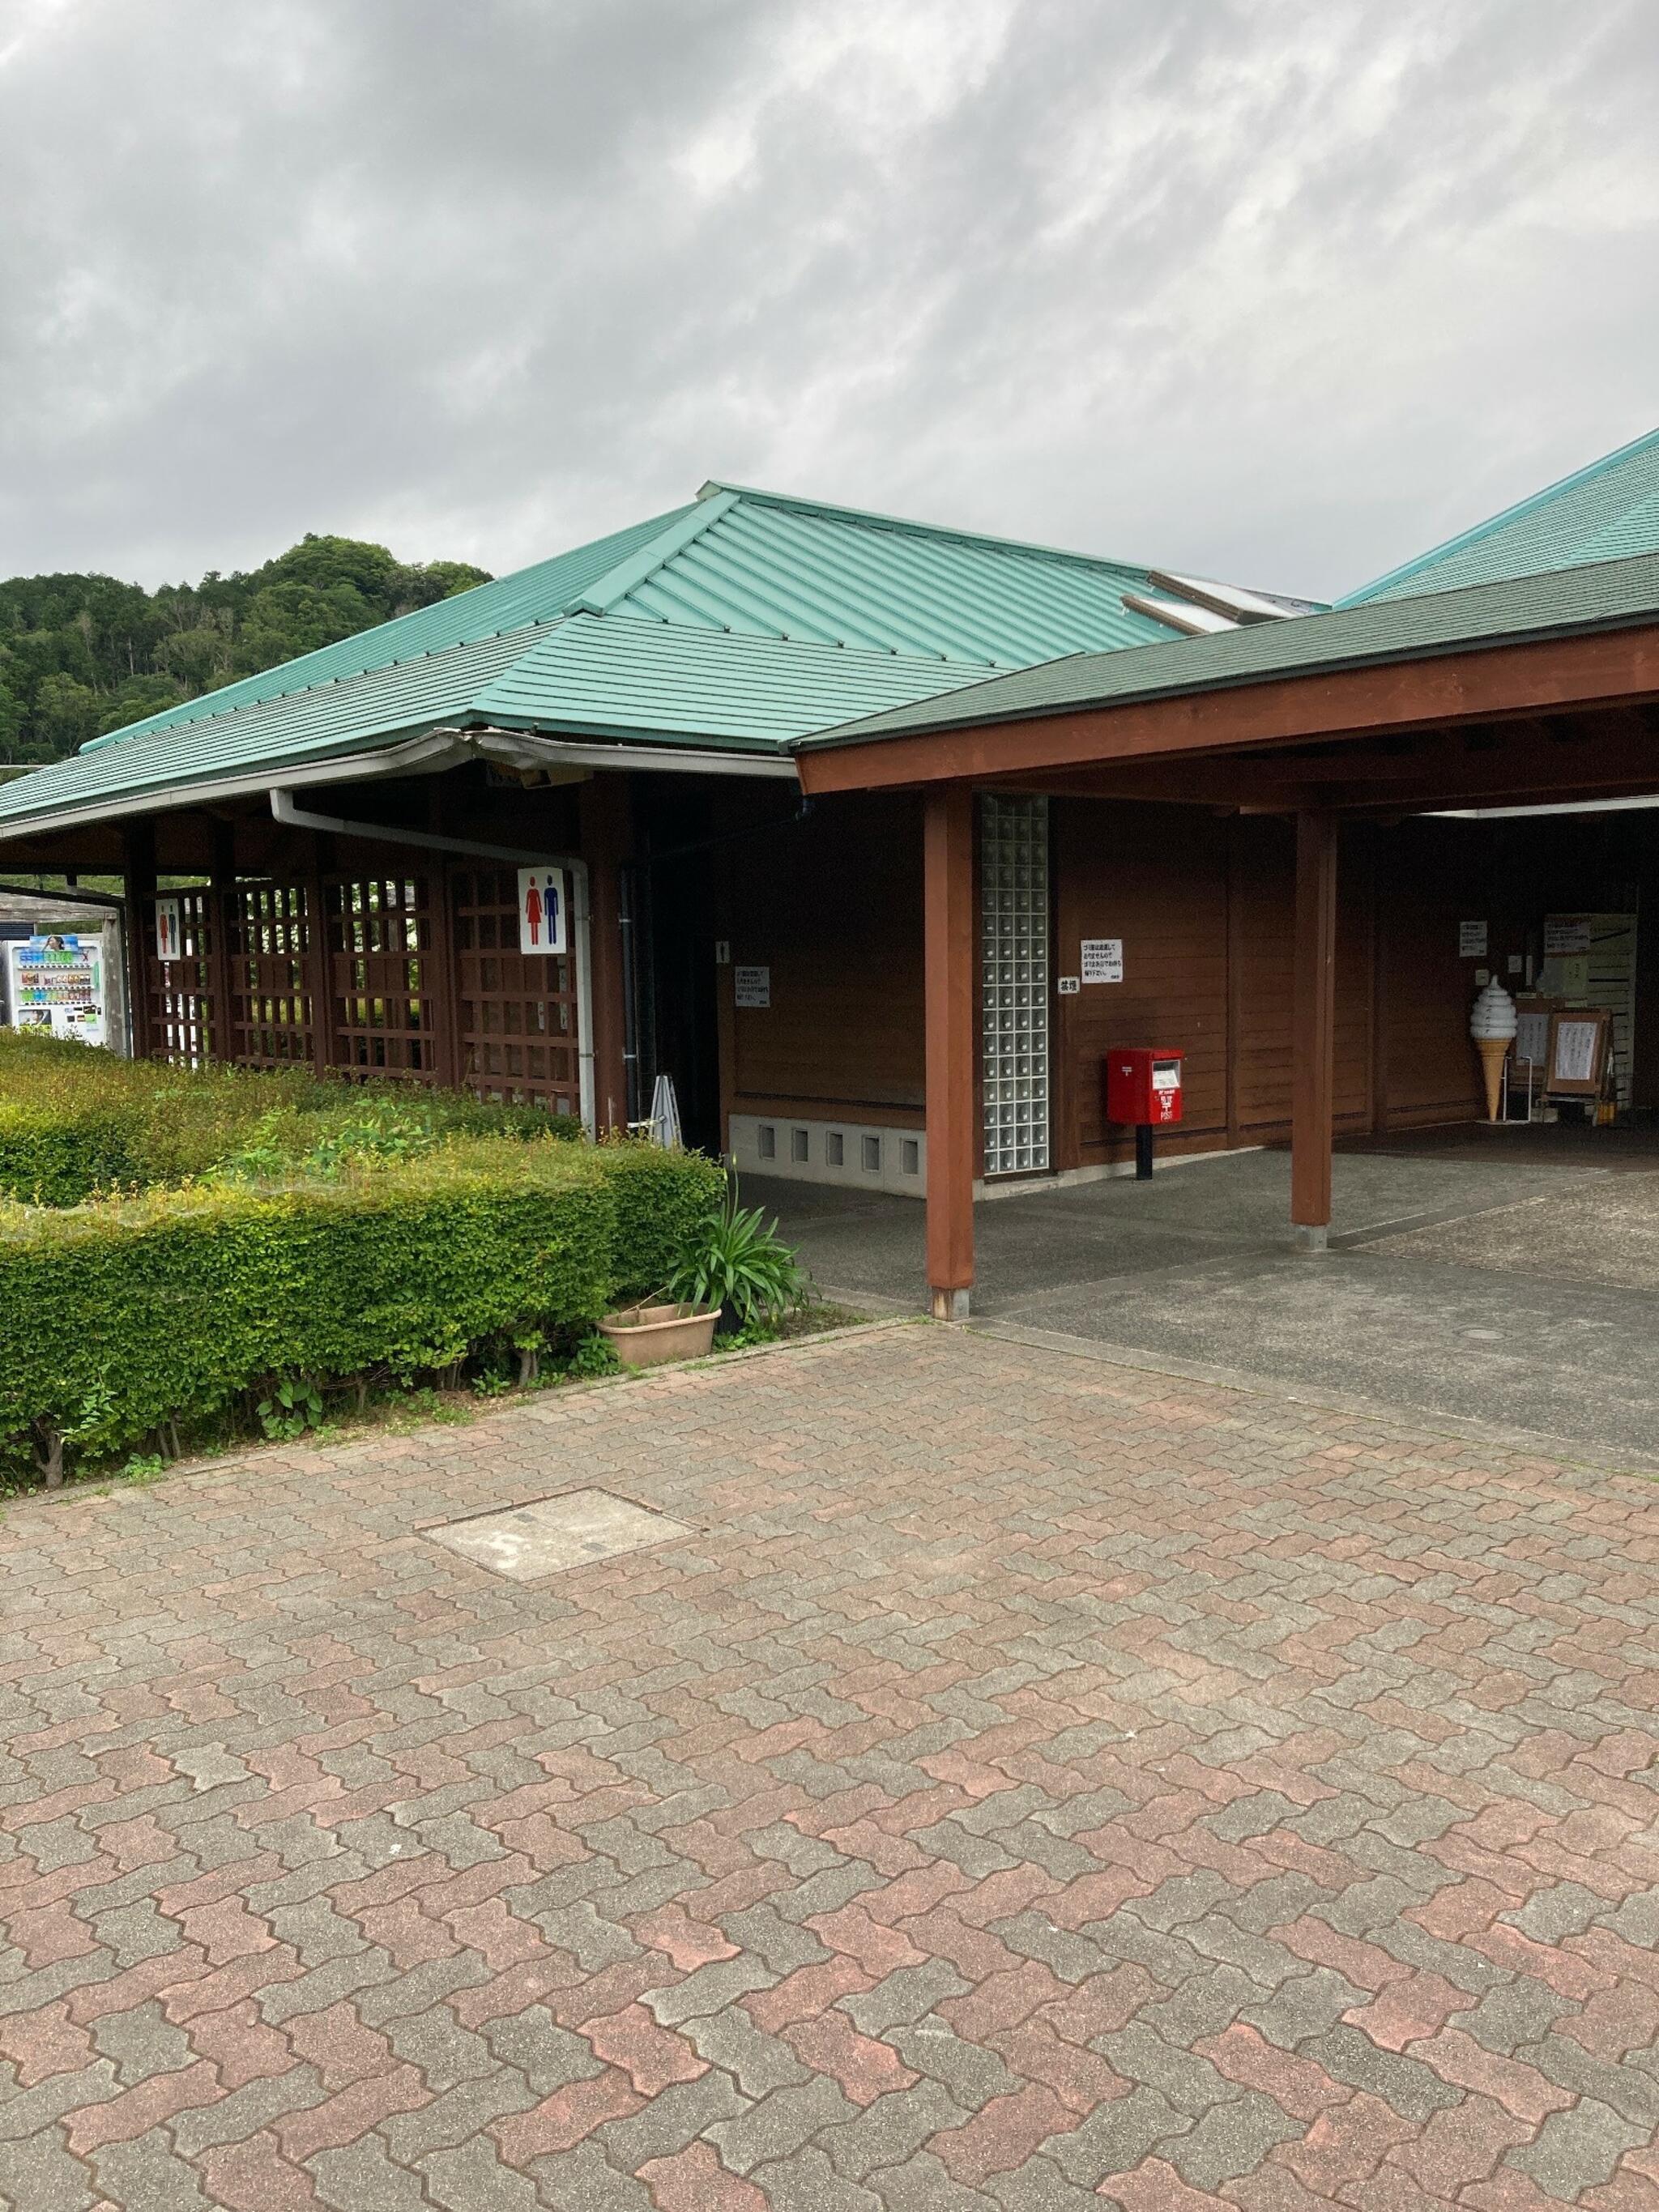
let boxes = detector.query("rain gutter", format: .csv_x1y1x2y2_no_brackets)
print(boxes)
0,724,795,850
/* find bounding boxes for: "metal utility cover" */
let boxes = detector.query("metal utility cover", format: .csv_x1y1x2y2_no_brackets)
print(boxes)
427,1489,690,1580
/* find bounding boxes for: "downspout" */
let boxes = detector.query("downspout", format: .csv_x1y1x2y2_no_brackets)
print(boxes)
618,860,642,1127
269,787,596,1136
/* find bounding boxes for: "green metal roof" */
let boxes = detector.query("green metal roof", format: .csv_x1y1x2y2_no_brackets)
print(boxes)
0,628,545,825
1342,425,1659,606
0,481,1192,833
795,549,1659,752
471,616,999,746
79,503,700,753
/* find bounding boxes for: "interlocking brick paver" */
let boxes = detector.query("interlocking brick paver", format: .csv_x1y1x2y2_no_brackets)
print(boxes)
2,1323,1657,2209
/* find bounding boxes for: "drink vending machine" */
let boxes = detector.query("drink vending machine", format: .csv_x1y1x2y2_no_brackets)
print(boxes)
2,932,109,1048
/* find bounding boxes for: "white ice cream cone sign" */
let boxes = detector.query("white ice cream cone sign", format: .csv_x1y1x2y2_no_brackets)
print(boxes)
1469,980,1518,1123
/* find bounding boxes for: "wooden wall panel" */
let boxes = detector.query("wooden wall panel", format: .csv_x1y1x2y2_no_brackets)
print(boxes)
1229,820,1372,1140
1054,803,1230,1155
728,793,927,1115
1380,823,1485,1127
1050,806,1371,1163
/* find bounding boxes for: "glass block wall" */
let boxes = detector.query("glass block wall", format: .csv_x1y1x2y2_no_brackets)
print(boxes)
979,794,1051,1175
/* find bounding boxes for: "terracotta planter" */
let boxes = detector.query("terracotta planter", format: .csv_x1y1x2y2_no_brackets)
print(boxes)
596,1301,718,1369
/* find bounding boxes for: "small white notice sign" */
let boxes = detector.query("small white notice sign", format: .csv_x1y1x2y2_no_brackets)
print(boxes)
734,964,770,1009
1552,1017,1601,1086
517,868,567,956
1458,920,1488,958
1544,918,1592,955
1056,976,1080,996
1081,938,1123,984
155,897,181,963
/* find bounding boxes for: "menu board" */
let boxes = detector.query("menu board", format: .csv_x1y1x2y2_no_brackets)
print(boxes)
1550,1015,1606,1092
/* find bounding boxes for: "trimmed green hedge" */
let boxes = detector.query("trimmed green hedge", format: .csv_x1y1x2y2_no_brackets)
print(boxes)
0,1136,724,1480
0,1032,582,1204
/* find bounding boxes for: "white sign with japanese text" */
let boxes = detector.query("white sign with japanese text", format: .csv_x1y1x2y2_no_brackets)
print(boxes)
734,965,770,1009
1081,939,1124,984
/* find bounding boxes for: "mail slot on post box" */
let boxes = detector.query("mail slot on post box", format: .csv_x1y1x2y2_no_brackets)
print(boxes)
1106,1047,1183,1181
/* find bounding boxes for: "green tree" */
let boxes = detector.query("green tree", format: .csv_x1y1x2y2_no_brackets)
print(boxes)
96,674,189,735
0,535,493,761
0,672,25,759
33,672,101,755
156,625,232,689
232,581,373,674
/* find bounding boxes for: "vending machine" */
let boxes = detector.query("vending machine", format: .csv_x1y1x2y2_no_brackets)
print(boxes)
2,931,109,1048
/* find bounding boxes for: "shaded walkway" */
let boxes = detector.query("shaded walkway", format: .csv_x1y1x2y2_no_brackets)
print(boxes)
758,1137,1659,1464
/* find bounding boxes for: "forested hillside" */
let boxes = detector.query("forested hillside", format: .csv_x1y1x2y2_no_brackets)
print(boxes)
0,535,492,765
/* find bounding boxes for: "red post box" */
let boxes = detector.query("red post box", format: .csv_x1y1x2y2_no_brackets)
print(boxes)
1106,1047,1183,1180
1107,1047,1183,1127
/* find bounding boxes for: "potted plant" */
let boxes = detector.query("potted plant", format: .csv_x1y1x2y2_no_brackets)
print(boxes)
597,1177,805,1368
668,1177,806,1338
595,1297,719,1369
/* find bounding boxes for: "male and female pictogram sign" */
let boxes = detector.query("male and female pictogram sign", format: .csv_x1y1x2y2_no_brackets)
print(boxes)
517,868,568,957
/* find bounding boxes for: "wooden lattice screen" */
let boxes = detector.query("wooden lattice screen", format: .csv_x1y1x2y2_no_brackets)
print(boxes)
325,872,437,1079
451,865,581,1113
228,880,314,1069
134,863,584,1119
146,889,216,1064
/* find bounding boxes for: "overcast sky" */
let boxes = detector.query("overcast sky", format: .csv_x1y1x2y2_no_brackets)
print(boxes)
2,0,1655,603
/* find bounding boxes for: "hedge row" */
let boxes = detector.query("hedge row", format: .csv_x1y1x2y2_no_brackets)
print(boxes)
0,1136,724,1481
0,1031,582,1204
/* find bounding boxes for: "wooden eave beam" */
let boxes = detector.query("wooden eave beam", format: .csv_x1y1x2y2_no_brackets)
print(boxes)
945,701,1659,818
794,622,1659,795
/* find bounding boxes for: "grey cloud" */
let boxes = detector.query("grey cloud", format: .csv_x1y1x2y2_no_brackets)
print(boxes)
1,0,1654,599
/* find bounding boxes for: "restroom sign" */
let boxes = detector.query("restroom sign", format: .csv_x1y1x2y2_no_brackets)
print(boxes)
155,897,181,962
517,868,567,956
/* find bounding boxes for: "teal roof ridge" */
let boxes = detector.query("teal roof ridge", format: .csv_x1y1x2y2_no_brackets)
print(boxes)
1341,424,1659,607
694,479,1158,578
567,490,741,615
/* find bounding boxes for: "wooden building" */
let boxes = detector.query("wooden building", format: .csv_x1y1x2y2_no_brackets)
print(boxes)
2,436,1657,1314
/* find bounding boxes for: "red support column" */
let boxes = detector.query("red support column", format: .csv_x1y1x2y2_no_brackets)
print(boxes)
1290,808,1338,1250
924,785,975,1318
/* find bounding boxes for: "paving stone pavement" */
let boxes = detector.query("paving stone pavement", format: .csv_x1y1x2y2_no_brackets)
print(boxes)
2,1320,1658,2210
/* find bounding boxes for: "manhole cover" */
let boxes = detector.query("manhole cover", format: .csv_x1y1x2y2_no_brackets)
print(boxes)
425,1488,691,1580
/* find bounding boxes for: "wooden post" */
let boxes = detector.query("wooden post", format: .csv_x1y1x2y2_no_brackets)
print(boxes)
924,785,975,1317
578,778,632,1132
207,820,237,1063
1225,819,1243,1149
1367,826,1391,1138
1290,808,1338,1250
122,819,156,1061
306,844,335,1078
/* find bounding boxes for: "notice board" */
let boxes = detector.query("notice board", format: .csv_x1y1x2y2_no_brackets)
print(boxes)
1539,914,1637,1106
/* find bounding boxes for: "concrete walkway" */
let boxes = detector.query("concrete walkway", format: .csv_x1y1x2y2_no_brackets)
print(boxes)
756,1140,1659,1464
2,1323,1657,2208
